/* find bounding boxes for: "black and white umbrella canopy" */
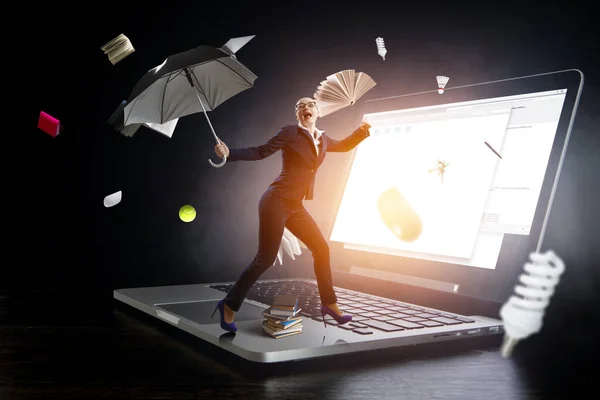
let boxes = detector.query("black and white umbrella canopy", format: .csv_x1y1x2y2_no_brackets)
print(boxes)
124,45,257,126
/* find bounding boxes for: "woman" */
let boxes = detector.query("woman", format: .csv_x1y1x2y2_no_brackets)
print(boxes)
212,97,371,332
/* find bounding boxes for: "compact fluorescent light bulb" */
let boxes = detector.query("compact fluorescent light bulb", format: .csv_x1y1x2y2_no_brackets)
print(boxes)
375,37,387,60
499,250,565,358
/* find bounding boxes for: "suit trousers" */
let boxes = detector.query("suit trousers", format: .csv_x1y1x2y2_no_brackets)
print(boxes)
224,189,337,311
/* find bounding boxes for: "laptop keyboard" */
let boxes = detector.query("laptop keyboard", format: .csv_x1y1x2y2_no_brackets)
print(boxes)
209,280,475,335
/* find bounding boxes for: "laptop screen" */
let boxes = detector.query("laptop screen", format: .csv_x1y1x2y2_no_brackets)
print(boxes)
327,71,582,304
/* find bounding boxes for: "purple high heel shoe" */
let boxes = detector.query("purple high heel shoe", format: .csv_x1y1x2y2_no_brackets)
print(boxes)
320,305,352,327
212,299,237,332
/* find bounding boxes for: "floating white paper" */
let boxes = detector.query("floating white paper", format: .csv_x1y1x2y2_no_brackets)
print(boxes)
221,35,256,56
103,191,122,208
143,119,179,138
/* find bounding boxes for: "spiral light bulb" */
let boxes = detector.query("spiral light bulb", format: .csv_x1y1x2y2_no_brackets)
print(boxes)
499,250,565,358
375,37,387,60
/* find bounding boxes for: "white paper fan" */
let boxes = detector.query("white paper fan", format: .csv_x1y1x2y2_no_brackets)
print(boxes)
283,228,302,255
313,69,377,117
273,228,304,266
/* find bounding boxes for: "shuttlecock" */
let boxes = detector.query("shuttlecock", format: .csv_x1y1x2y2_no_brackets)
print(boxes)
375,37,387,60
499,250,565,358
436,75,450,94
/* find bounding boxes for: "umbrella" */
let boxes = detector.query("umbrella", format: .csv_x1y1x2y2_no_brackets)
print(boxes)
108,100,178,138
123,35,257,168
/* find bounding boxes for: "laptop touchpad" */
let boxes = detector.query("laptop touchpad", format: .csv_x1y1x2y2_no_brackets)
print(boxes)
157,300,266,325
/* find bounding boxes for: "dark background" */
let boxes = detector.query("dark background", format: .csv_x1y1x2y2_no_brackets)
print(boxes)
14,1,598,330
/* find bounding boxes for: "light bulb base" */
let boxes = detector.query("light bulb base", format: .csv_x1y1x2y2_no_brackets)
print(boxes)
500,334,519,358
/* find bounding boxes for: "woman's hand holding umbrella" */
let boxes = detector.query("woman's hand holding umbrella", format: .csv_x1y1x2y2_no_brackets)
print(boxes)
215,140,230,159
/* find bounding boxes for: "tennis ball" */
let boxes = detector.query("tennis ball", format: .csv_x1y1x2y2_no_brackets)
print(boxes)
179,205,196,222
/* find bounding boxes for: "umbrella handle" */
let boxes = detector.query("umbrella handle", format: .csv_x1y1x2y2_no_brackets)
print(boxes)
189,83,227,169
209,155,227,168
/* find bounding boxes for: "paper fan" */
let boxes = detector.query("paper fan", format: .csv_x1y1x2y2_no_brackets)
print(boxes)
272,228,303,267
313,69,376,117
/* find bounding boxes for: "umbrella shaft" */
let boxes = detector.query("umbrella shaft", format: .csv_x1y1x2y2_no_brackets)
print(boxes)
184,67,220,144
193,90,220,144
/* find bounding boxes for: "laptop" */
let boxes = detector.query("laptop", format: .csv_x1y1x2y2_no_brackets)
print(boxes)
113,69,584,363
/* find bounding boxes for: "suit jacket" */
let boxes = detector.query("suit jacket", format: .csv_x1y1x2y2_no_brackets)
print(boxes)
228,124,370,200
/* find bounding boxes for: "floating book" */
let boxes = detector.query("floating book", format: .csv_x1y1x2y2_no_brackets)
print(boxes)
101,34,135,65
313,69,377,117
38,111,61,138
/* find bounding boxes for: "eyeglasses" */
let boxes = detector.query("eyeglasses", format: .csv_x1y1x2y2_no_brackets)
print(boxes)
295,101,317,110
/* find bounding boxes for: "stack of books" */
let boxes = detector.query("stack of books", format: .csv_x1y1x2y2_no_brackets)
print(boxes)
262,295,303,339
101,34,135,65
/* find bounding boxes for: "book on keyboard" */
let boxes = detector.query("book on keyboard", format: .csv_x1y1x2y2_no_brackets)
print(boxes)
261,307,302,320
262,296,303,338
264,315,302,330
269,294,299,316
263,323,303,339
210,281,477,336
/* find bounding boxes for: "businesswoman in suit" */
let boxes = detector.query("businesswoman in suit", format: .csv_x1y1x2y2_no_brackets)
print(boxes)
211,97,371,332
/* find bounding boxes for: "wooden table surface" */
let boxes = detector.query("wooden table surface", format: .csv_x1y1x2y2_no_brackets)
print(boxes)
1,290,597,400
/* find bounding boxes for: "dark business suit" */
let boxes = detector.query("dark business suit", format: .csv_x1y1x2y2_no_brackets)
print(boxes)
223,124,370,311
